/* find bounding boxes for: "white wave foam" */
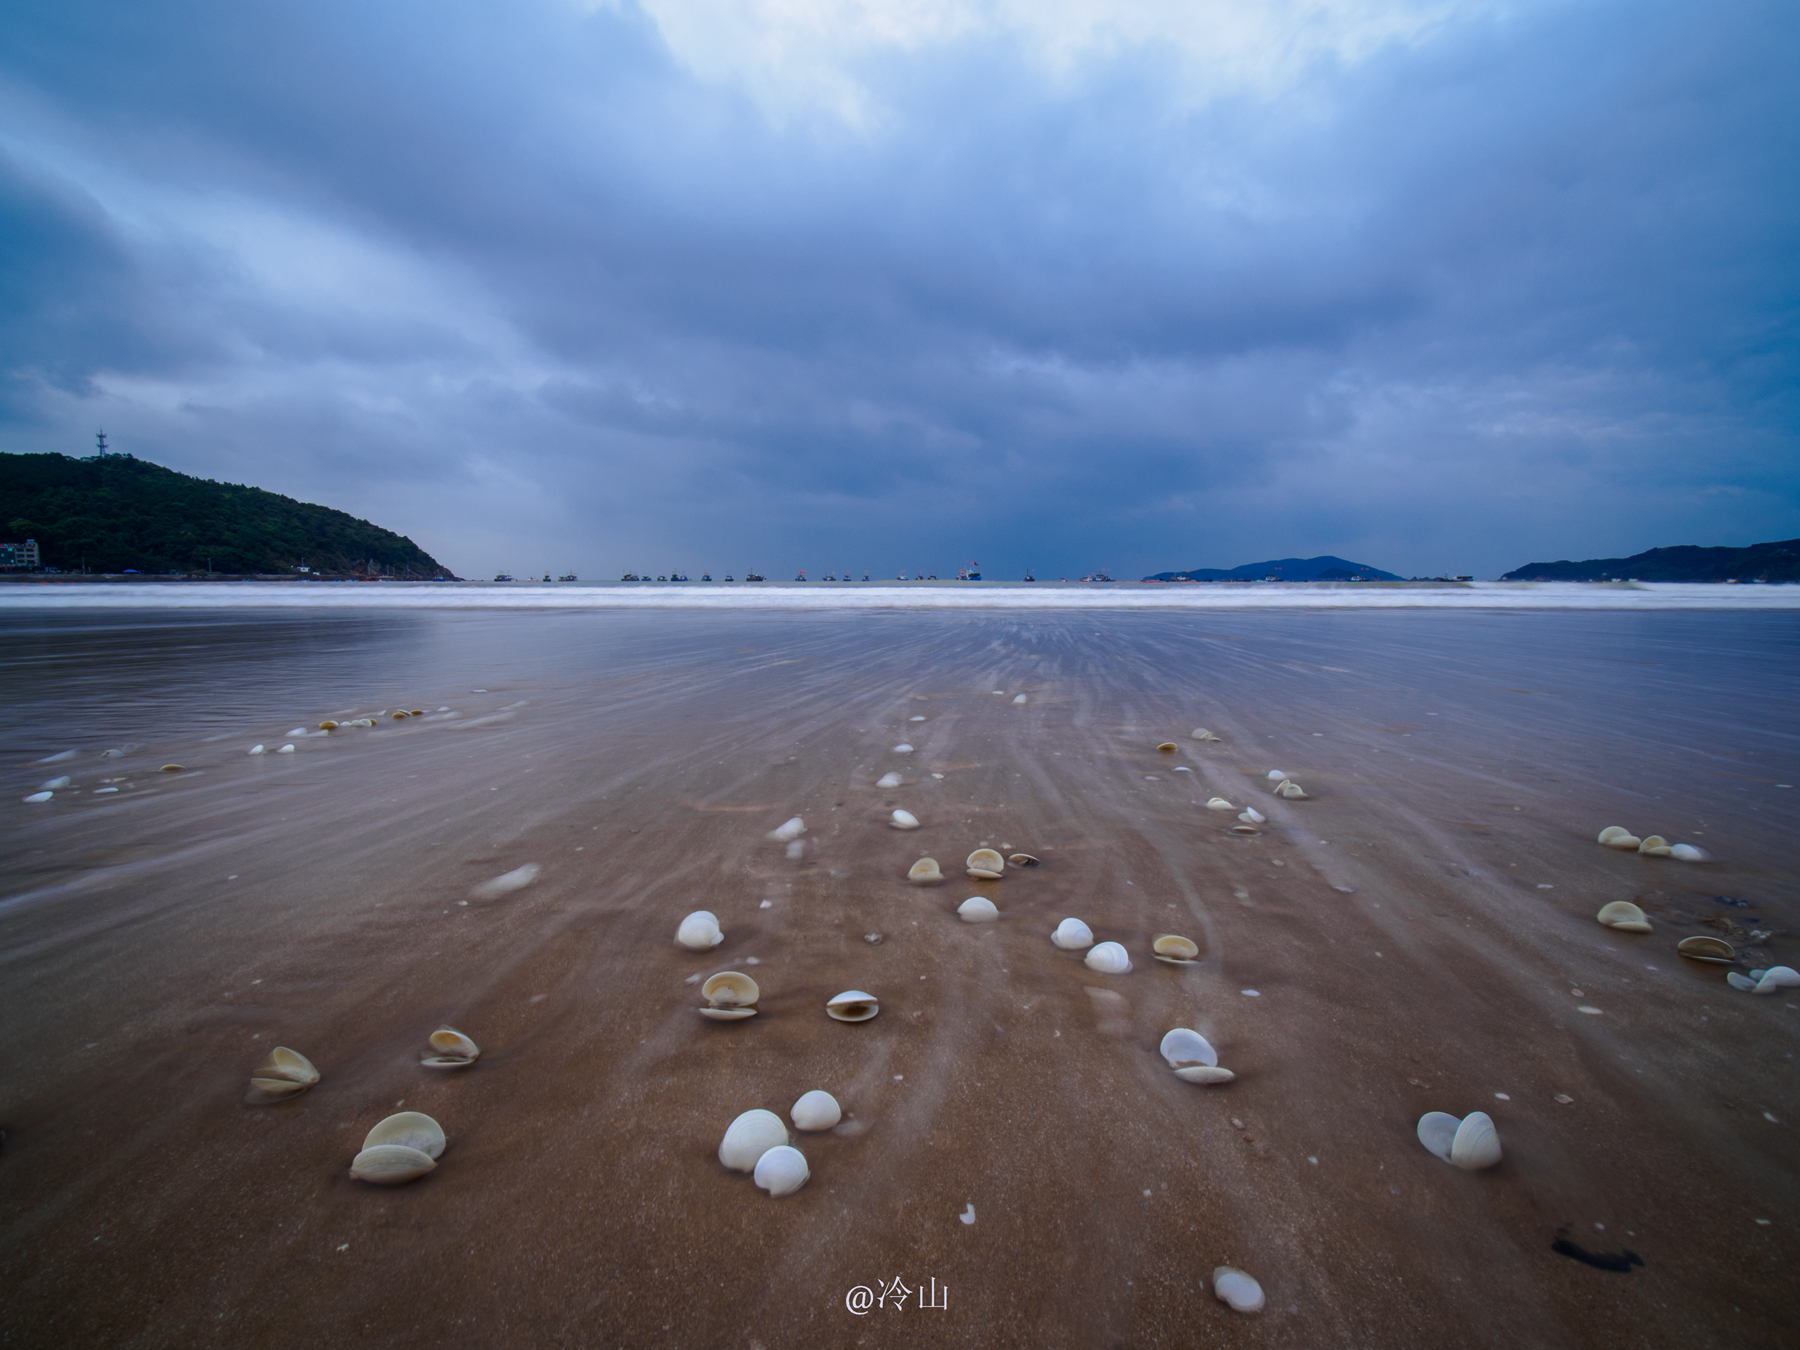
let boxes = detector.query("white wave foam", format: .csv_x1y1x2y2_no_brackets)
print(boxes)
1,581,1795,612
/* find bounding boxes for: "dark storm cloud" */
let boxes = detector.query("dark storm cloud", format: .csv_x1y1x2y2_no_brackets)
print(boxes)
0,0,1793,579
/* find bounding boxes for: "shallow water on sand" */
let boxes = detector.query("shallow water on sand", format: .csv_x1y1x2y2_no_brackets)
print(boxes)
1,608,1796,1349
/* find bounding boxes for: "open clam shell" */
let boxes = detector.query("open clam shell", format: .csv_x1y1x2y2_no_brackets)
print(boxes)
246,1047,319,1102
363,1111,447,1159
350,1144,437,1185
1417,1110,1501,1170
1276,781,1309,799
1159,1028,1218,1068
677,910,725,949
890,809,920,830
1677,935,1735,964
1595,901,1652,933
1152,934,1200,964
719,1109,788,1171
1084,942,1131,974
753,1144,810,1197
702,971,759,1008
1156,742,1177,753
908,858,944,884
246,1077,311,1103
957,896,999,923
1238,808,1265,824
1174,1065,1236,1084
1008,853,1040,867
790,1090,841,1131
1599,828,1642,850
1205,798,1235,812
965,848,1005,879
1638,834,1673,856
825,990,879,1022
422,1027,480,1067
1191,728,1221,742
1051,917,1093,949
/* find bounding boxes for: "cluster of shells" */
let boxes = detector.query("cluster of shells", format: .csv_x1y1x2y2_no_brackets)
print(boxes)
1416,1110,1502,1170
1726,965,1800,995
1266,769,1308,799
1160,1028,1235,1085
1597,826,1706,861
718,1093,844,1198
908,848,1038,889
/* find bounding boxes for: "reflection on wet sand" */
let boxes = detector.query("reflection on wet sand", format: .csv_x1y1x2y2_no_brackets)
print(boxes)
0,608,1796,1348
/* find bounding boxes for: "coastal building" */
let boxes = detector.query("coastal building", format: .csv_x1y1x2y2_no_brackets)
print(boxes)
0,539,40,569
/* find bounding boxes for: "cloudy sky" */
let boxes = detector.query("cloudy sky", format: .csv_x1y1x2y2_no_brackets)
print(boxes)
2,0,1794,580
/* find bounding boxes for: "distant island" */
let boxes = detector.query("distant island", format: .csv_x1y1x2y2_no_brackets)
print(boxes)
1501,538,1798,583
0,452,451,578
1143,555,1404,583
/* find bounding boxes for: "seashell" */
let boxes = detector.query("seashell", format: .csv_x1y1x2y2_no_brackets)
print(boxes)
677,910,725,949
1755,966,1800,994
248,744,266,755
1174,1065,1236,1084
286,728,307,736
876,772,902,788
1191,728,1221,741
1637,834,1672,856
892,743,914,753
350,1144,437,1184
1596,826,1631,844
825,990,879,1022
1052,917,1094,949
908,857,943,884
40,776,72,790
702,971,759,1008
1238,808,1265,824
966,848,1005,879
1600,829,1641,850
1156,742,1177,753
161,764,185,771
277,744,295,753
364,1111,446,1159
1159,1028,1217,1068
1276,781,1308,799
1012,694,1027,704
890,809,920,830
698,1007,758,1021
101,748,124,758
422,1027,479,1067
790,1090,841,1131
753,1144,809,1197
470,863,540,900
246,1046,320,1100
1670,843,1708,862
1212,1267,1264,1313
957,896,999,923
1417,1110,1502,1169
767,816,806,842
319,720,338,731
1206,798,1235,811
23,791,53,803
1084,942,1131,974
1595,900,1652,932
1266,770,1289,781
1677,935,1734,963
1152,934,1200,963
719,1109,788,1171
1230,825,1260,834
410,710,424,717
1008,853,1040,867
1727,971,1758,992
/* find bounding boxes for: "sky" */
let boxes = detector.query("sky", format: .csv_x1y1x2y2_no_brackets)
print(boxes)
1,0,1795,581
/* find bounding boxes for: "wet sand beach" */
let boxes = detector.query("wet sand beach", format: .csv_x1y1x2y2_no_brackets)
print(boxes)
1,607,1796,1348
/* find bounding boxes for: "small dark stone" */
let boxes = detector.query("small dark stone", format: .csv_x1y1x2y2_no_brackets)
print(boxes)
1552,1228,1644,1273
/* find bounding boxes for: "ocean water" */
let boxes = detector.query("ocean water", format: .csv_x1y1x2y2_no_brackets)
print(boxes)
1,605,1796,1348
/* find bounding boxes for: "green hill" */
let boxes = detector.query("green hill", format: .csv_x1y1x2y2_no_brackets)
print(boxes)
1501,538,1799,583
0,453,450,577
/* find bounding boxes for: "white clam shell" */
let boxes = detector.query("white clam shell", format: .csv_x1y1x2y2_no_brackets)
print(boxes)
890,809,920,830
1670,843,1708,862
1597,825,1631,843
1418,1110,1501,1169
719,1109,788,1171
1637,834,1670,854
1174,1065,1236,1084
1206,798,1235,811
1677,935,1735,963
908,857,943,883
1011,694,1027,704
677,911,725,949
698,1007,757,1020
702,971,759,1007
1266,769,1289,781
790,1090,841,1131
957,896,999,923
825,990,879,1022
892,743,914,753
1152,934,1199,962
1755,965,1800,993
768,816,806,842
470,863,541,899
364,1111,447,1158
350,1144,437,1185
248,744,265,755
260,1047,320,1085
246,1077,311,1100
1212,1267,1264,1313
1600,831,1642,850
1595,901,1651,933
1416,1111,1460,1162
965,848,1005,878
23,791,54,802
876,772,903,788
1159,1028,1217,1068
1191,728,1220,741
1277,781,1308,799
1008,853,1040,867
1051,917,1094,949
423,1028,479,1065
1727,971,1758,992
1238,808,1265,824
753,1144,809,1197
1084,942,1131,974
